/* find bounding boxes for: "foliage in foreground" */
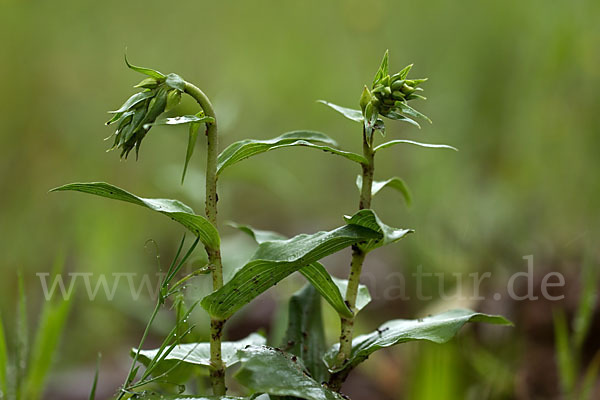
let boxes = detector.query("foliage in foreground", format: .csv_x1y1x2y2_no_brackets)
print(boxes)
0,267,72,400
53,52,511,399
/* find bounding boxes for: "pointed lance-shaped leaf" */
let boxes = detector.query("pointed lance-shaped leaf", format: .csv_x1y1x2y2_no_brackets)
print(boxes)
269,140,367,165
396,63,413,81
395,101,432,124
143,115,214,129
324,309,513,373
300,263,353,318
50,182,220,250
216,131,339,175
317,100,363,122
134,333,266,370
124,54,165,79
373,140,458,153
372,50,389,87
181,113,208,184
379,110,421,129
107,90,155,116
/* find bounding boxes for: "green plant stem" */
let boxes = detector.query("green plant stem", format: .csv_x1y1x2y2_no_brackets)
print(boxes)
119,301,161,399
184,82,227,395
330,128,374,391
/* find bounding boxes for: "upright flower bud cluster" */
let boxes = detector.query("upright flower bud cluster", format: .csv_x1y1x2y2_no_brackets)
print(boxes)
105,58,185,158
359,51,430,139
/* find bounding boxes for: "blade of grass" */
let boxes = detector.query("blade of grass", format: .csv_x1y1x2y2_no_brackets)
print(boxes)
122,236,199,399
24,257,73,400
139,304,199,381
88,353,101,400
122,301,161,394
15,271,28,400
553,309,576,395
580,351,600,400
0,313,7,398
23,295,73,400
573,255,598,352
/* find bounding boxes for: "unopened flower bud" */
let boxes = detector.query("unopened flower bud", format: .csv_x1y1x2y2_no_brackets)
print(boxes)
134,77,159,89
166,89,182,112
359,86,371,113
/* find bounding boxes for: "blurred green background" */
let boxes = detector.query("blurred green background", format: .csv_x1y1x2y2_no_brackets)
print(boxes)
1,0,598,399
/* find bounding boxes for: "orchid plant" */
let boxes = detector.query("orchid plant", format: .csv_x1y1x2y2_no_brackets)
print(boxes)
53,51,511,400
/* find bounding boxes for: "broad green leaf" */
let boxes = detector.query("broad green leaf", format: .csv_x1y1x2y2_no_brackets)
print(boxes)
201,222,380,319
356,175,412,206
331,277,371,313
24,287,73,400
143,115,214,129
131,393,250,400
270,140,367,165
372,50,389,87
125,54,165,79
135,333,266,369
373,139,458,153
165,73,186,91
236,346,345,400
282,285,328,383
229,223,353,318
324,309,512,372
217,131,338,175
344,209,413,252
316,100,363,122
51,182,220,250
395,102,432,123
0,313,7,397
553,310,576,394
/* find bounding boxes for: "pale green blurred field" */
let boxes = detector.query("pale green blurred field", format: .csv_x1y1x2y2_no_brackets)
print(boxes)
0,0,598,399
